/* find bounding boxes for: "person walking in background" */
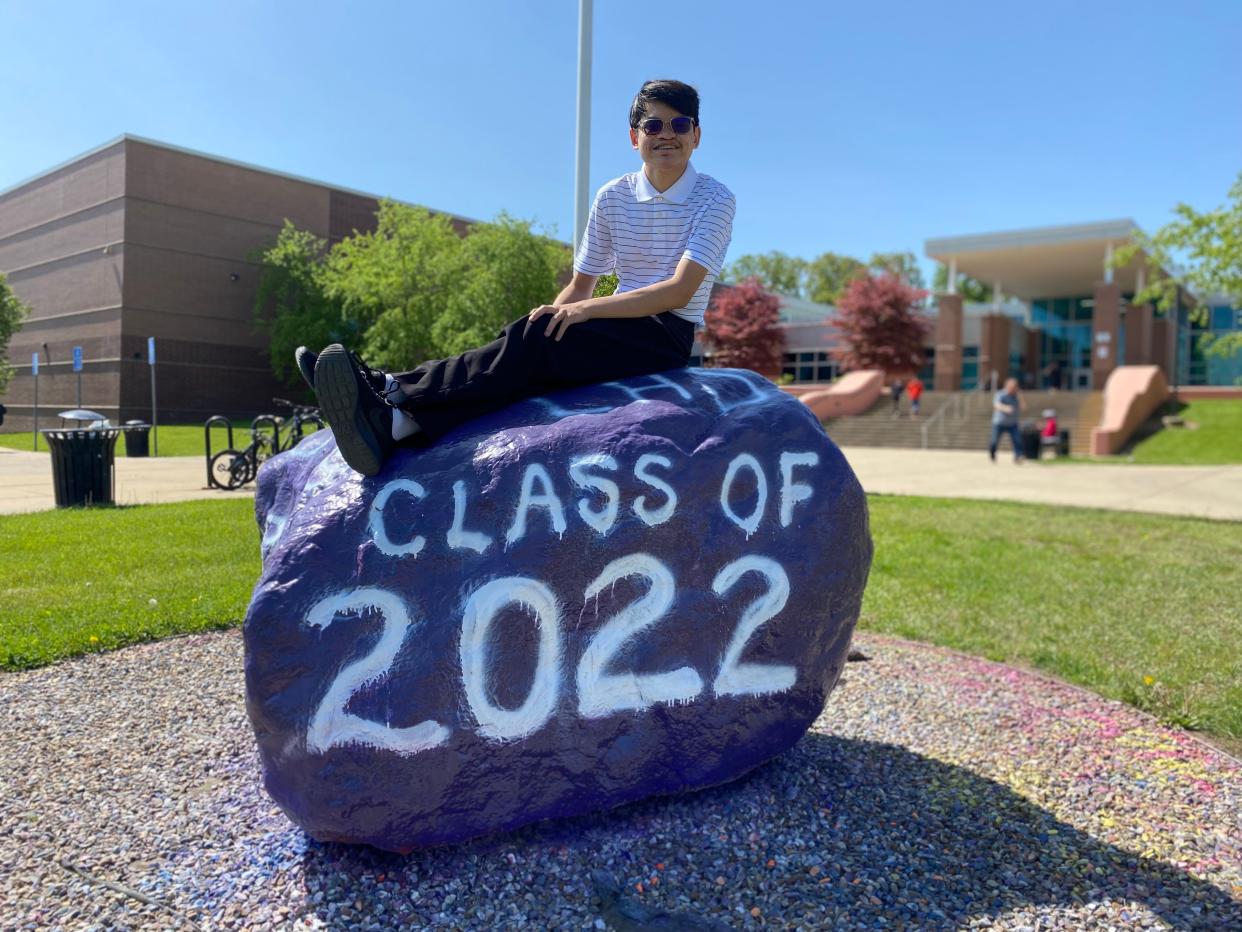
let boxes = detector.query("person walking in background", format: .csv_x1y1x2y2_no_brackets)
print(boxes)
1043,359,1063,391
989,377,1024,463
906,375,924,417
890,377,905,417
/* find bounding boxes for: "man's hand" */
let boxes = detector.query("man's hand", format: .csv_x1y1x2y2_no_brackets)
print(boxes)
527,302,594,341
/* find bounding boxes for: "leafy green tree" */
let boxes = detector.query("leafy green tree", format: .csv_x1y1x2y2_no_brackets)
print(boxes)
724,251,807,297
1115,172,1242,367
932,263,993,302
805,251,866,305
0,273,32,395
321,200,465,369
254,223,351,387
867,251,925,291
433,212,571,356
593,273,619,297
259,201,572,374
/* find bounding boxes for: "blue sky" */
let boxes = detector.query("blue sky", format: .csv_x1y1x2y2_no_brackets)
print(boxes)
2,0,1239,283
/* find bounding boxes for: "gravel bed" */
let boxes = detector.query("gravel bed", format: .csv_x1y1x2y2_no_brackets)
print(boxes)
1,630,1238,931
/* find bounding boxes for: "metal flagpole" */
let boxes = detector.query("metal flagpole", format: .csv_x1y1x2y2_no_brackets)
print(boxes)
573,0,593,251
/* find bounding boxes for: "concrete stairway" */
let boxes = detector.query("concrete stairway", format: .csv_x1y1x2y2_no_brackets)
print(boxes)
823,390,1101,454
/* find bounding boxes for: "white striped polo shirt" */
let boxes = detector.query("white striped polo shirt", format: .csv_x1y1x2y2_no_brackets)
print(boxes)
573,162,736,325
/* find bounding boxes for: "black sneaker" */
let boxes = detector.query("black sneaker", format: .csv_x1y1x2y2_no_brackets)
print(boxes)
314,344,396,476
296,346,389,396
294,346,318,391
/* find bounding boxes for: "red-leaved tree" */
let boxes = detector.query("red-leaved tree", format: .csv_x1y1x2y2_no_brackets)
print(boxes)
833,273,930,374
701,278,785,375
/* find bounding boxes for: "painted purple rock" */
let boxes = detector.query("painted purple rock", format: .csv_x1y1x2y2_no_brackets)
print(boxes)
244,368,872,852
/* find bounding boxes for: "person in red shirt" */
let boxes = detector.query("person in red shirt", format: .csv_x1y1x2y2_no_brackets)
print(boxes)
1039,408,1059,458
906,375,925,417
1040,409,1058,437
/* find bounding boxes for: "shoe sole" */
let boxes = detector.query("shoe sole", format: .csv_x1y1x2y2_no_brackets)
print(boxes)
315,344,384,476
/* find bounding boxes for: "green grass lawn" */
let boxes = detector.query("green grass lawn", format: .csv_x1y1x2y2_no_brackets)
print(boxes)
862,496,1241,744
1,495,1238,747
0,421,321,458
0,499,261,668
1127,399,1242,464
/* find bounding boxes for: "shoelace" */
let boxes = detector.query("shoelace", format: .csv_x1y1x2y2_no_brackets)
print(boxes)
346,350,396,407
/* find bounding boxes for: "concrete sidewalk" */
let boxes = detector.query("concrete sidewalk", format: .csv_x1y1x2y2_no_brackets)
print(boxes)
0,448,253,514
2,444,1240,521
841,446,1242,521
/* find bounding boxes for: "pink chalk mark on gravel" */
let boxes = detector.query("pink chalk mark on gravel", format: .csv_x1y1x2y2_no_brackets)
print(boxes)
951,677,994,693
1073,709,1125,739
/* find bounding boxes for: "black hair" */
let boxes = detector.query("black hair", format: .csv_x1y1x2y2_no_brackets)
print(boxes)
629,79,700,128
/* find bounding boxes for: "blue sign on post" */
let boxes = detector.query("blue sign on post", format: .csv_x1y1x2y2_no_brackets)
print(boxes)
148,337,156,365
72,346,83,372
32,352,38,376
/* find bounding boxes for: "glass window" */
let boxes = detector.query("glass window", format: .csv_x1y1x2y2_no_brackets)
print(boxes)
798,352,815,363
961,362,978,390
963,345,979,358
798,366,814,381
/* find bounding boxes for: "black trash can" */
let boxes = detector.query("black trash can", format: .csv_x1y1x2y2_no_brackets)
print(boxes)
1059,429,1071,457
1020,425,1042,461
123,420,151,457
41,428,122,507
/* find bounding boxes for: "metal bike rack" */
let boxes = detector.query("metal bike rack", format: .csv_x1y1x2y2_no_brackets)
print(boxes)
251,414,281,452
204,416,234,488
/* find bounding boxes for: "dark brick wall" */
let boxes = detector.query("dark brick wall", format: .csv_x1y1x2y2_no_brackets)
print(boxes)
1091,282,1121,387
329,189,381,243
933,293,963,391
979,313,1011,385
1,142,127,429
0,143,126,240
1123,303,1153,366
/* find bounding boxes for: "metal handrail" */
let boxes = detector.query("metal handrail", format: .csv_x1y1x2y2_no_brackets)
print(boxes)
919,391,983,449
921,393,959,449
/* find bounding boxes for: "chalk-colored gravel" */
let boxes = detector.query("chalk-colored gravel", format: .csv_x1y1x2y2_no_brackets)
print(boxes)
1,631,1238,931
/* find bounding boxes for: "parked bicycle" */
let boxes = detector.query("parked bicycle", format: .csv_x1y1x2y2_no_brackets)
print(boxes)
209,421,277,490
206,400,325,490
271,398,325,452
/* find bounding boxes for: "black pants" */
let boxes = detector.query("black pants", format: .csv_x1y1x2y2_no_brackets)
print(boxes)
390,311,696,441
989,423,1021,460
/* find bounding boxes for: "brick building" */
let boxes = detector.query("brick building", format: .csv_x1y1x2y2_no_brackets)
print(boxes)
0,135,473,431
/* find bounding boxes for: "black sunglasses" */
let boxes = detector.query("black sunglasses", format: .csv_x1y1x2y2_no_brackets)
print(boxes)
637,116,697,136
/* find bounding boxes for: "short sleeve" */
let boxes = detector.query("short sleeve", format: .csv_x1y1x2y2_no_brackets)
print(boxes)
574,188,615,276
683,188,736,276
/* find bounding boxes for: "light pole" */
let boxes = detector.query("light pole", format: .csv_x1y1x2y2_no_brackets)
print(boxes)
573,0,593,252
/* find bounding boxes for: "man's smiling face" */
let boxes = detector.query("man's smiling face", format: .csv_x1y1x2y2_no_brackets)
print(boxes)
630,100,700,177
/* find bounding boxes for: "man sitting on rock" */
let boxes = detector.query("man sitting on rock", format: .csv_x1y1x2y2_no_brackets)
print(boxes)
297,78,736,476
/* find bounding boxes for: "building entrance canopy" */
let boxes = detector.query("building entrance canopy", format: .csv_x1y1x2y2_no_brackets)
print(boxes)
925,219,1159,299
